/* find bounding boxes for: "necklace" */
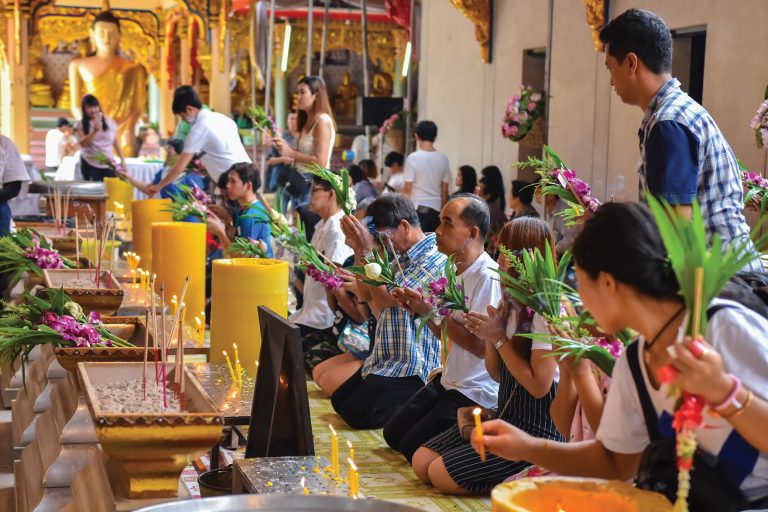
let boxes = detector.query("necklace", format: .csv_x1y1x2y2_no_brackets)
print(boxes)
643,305,686,365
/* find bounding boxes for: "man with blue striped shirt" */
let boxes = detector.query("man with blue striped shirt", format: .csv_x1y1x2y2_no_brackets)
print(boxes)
332,195,446,429
599,9,759,271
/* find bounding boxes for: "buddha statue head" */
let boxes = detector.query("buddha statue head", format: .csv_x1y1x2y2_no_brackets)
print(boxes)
342,71,351,85
90,10,122,57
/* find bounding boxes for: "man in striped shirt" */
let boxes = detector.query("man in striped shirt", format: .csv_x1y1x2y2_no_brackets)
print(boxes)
332,194,446,429
599,8,759,271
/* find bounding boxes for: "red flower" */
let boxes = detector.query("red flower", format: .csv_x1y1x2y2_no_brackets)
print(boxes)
672,393,705,433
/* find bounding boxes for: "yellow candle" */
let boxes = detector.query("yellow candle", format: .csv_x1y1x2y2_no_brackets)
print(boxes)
222,350,237,382
171,295,178,316
210,258,289,376
236,359,243,390
329,425,339,479
348,458,358,498
131,269,136,286
347,440,354,463
301,477,308,495
473,407,486,463
105,177,133,219
132,199,172,272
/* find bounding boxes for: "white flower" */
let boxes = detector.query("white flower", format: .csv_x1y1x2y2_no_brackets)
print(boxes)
346,188,358,213
64,301,83,319
269,208,288,225
364,262,382,280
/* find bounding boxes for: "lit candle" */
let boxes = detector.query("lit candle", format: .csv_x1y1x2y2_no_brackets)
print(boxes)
348,458,358,498
330,424,339,479
473,407,486,463
347,440,354,463
301,476,309,495
131,269,136,286
171,295,178,316
222,350,237,382
233,343,241,387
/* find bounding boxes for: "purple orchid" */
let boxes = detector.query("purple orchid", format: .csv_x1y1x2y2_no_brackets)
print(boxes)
596,337,623,359
40,311,106,348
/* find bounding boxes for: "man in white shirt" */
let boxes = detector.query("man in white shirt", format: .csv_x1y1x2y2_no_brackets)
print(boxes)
402,121,451,232
290,171,354,371
0,135,31,235
385,194,500,461
44,118,77,172
148,86,250,195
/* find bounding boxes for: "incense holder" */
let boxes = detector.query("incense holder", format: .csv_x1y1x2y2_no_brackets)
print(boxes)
78,362,224,499
43,269,124,316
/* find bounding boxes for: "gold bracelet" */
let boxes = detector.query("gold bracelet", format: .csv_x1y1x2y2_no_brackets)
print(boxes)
722,389,754,420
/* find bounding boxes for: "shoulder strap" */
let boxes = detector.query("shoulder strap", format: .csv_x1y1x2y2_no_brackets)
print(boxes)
626,341,661,442
706,304,728,320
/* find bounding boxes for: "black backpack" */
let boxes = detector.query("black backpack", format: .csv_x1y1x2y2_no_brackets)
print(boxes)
713,271,768,320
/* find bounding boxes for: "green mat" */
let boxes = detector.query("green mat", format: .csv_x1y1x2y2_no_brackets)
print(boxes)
307,382,490,511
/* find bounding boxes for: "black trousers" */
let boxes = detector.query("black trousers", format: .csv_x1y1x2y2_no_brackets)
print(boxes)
331,368,424,430
416,206,440,233
81,157,116,181
382,375,477,461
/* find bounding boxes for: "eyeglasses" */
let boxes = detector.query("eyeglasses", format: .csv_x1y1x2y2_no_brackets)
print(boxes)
311,187,329,194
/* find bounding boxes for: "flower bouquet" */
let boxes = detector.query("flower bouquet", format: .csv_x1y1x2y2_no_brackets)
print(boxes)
750,89,768,149
647,194,758,512
252,197,343,289
0,229,76,288
247,104,277,138
501,85,545,142
93,152,126,179
304,164,357,216
517,146,601,223
226,237,267,259
348,248,399,287
0,287,132,379
740,160,768,212
414,256,469,344
165,185,210,222
379,111,408,134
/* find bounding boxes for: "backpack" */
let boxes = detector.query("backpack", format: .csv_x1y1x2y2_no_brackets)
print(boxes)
712,271,768,320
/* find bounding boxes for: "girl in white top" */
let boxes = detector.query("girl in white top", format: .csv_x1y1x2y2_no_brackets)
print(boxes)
276,76,336,170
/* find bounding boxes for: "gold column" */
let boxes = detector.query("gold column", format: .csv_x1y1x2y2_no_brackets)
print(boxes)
5,0,30,151
157,9,175,138
208,16,231,114
178,15,192,86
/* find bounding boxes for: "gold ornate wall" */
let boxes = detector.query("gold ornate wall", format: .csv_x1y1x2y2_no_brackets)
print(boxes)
583,0,607,52
449,0,491,63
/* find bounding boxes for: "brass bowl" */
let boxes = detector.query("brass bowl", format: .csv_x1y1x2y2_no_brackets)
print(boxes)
43,269,124,316
78,362,224,500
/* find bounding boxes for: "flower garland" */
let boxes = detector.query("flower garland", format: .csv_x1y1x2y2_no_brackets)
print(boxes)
517,146,601,223
750,97,768,149
304,164,357,216
165,185,211,222
501,85,545,141
0,288,132,382
0,229,75,287
647,195,759,512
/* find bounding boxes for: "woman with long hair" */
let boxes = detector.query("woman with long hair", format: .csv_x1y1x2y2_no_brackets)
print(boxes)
472,203,768,509
452,165,477,197
75,94,124,181
275,76,336,170
476,165,507,232
411,217,563,495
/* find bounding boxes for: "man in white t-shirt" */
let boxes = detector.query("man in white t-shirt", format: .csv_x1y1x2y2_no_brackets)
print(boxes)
44,118,77,172
290,171,354,371
148,86,250,195
385,194,500,461
0,135,31,236
402,121,451,232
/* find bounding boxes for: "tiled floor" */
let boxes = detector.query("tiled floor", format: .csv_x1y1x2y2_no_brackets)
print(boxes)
306,383,491,511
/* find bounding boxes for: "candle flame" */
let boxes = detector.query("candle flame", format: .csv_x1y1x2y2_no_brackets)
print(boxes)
329,424,337,436
233,342,238,349
348,458,357,472
300,476,305,488
473,407,482,416
255,360,259,367
347,440,353,449
223,350,228,356
556,502,566,512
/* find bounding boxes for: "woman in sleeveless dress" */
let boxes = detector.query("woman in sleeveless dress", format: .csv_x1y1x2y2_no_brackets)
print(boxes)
275,76,336,170
411,218,564,495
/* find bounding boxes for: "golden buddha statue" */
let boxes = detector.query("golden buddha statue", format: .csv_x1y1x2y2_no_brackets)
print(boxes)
30,59,55,108
334,71,359,119
57,80,71,110
371,60,393,97
68,10,147,157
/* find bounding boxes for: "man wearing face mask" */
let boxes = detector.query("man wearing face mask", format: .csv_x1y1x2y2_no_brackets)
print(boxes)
147,86,250,196
384,194,501,462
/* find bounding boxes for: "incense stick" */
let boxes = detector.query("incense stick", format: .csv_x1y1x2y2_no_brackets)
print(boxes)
158,284,166,384
143,307,150,401
692,267,705,337
386,237,408,286
75,215,80,280
164,276,191,354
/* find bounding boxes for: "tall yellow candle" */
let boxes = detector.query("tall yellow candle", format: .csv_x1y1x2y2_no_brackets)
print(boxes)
347,440,354,463
152,222,205,322
210,258,289,376
348,458,358,498
473,407,486,463
132,199,172,272
329,425,339,479
104,177,134,219
222,350,237,382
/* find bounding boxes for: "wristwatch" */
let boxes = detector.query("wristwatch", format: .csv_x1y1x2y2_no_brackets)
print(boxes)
494,337,508,350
